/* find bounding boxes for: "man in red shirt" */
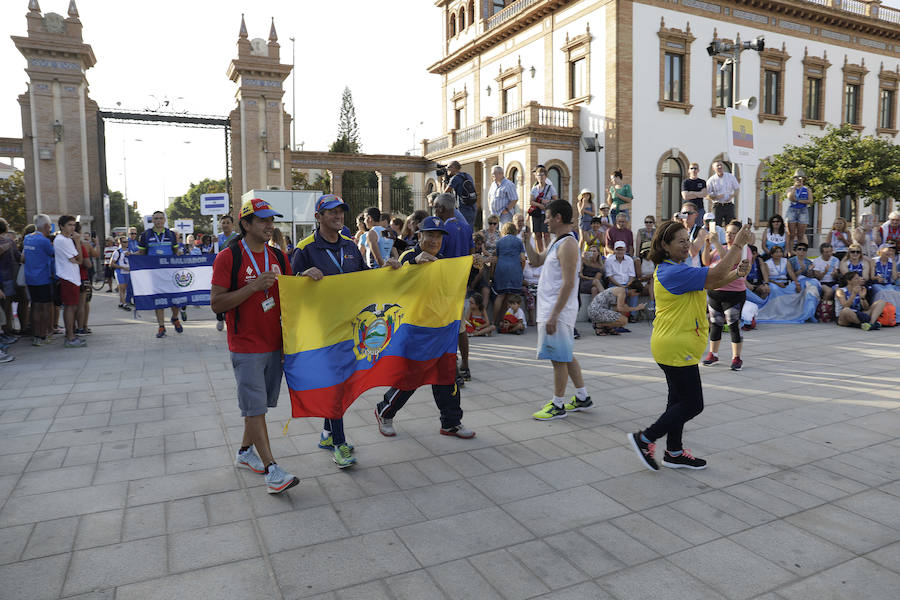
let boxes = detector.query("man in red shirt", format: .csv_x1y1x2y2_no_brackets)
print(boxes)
210,198,299,494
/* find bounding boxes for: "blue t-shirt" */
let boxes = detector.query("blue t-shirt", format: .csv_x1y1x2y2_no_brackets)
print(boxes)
441,215,474,259
875,259,894,284
23,232,54,285
448,172,476,207
138,228,179,256
127,238,140,254
217,231,239,251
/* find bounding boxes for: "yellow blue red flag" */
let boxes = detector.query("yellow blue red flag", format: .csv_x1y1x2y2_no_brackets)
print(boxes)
278,256,471,418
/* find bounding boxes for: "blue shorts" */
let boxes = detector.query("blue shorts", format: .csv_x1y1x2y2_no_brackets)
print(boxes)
536,322,574,362
787,205,809,225
116,271,130,285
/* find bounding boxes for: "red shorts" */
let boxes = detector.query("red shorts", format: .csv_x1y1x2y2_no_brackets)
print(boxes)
58,280,80,306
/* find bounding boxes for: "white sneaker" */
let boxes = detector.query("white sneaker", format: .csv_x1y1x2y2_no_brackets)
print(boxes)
265,464,299,494
0,350,13,363
235,446,265,474
374,408,396,437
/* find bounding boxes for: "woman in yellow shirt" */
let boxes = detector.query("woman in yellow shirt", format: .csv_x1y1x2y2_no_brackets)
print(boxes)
627,220,751,471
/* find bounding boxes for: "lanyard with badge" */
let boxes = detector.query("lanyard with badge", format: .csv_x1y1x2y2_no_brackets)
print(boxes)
242,240,276,313
325,248,344,274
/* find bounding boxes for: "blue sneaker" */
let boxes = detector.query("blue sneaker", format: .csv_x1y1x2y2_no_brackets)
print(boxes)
265,464,299,494
318,431,354,452
235,446,265,474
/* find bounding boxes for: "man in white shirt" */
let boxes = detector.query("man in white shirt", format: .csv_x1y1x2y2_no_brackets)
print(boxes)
706,161,740,226
53,215,86,347
605,240,642,312
488,165,518,225
811,242,840,301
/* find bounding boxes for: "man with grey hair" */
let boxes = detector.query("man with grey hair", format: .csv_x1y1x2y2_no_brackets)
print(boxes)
23,214,55,345
488,165,518,225
432,192,477,382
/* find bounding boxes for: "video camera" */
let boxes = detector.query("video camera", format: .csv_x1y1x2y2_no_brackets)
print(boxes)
435,164,449,178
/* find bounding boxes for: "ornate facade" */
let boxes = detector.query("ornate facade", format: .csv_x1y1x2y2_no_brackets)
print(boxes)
425,0,900,233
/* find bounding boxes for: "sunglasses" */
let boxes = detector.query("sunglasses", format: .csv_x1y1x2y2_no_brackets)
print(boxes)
645,220,654,224
850,250,861,254
689,167,699,170
684,211,696,215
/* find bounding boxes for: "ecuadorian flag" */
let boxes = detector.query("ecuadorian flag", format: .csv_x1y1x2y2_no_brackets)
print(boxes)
279,256,471,418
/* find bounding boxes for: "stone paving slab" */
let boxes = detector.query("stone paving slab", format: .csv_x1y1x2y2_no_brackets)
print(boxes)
0,293,897,599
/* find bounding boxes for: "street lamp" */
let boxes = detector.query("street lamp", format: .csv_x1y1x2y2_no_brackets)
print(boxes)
290,36,296,152
581,133,603,200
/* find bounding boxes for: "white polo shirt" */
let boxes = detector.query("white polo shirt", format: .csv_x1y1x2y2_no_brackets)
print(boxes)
606,254,635,286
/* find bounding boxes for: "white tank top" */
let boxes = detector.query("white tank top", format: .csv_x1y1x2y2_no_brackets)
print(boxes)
536,232,581,327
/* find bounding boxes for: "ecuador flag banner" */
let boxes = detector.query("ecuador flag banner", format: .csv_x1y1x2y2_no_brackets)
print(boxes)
278,256,471,419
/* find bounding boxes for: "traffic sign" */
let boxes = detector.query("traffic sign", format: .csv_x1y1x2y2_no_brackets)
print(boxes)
143,214,153,229
200,193,229,216
174,219,194,235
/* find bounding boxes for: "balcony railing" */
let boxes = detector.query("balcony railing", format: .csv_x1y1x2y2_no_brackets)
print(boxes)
840,0,866,16
422,102,579,156
485,0,540,30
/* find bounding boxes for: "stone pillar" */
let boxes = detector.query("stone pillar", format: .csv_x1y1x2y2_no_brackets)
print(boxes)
329,168,344,198
377,170,393,213
481,160,493,225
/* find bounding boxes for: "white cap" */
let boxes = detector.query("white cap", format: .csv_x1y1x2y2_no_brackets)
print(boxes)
703,212,716,221
614,240,626,249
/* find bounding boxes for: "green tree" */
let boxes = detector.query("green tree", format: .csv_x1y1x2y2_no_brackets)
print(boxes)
0,170,27,232
167,178,228,234
108,190,143,232
330,86,360,154
766,124,900,226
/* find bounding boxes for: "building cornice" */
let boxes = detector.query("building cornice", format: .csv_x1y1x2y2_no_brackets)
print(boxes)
429,0,900,76
428,0,578,75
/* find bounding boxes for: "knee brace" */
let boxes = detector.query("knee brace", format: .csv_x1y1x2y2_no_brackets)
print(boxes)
708,307,725,341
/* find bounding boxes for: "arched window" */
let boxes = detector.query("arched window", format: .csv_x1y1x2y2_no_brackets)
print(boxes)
449,14,456,37
548,166,562,198
508,166,518,185
459,8,466,29
468,1,476,26
425,181,435,196
661,158,683,218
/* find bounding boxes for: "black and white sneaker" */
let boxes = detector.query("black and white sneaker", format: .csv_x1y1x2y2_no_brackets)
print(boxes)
628,432,659,471
661,449,707,469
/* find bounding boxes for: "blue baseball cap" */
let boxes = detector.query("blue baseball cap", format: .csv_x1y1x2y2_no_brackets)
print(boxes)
316,194,349,213
419,216,448,235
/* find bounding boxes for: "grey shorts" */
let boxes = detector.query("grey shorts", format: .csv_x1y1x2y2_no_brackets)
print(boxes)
231,350,283,417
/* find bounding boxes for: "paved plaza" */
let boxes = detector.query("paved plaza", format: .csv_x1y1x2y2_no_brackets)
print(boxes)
0,292,898,599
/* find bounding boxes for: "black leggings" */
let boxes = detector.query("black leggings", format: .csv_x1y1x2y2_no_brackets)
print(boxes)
643,363,704,452
708,289,745,344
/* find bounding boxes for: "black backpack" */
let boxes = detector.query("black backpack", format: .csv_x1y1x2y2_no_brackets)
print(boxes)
457,173,478,206
227,242,286,334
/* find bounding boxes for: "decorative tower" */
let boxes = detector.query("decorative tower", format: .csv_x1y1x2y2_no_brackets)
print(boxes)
227,14,292,206
12,0,101,227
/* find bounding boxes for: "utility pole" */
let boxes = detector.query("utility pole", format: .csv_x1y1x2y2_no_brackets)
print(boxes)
290,36,296,151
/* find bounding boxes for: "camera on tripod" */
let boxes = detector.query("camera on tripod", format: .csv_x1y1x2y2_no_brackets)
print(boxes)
435,164,448,178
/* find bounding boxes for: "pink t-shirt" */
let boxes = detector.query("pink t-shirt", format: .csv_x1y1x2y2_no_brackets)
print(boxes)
709,245,751,292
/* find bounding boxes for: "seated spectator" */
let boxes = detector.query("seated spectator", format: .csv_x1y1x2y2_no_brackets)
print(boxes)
839,244,872,285
872,245,897,293
581,217,606,252
876,211,900,247
853,222,878,258
465,293,496,336
605,241,642,311
762,214,787,258
579,248,605,298
604,212,634,256
588,286,645,335
745,244,770,299
499,294,526,334
522,256,541,326
481,216,501,256
811,242,840,301
596,203,612,234
637,216,656,248
637,240,655,298
765,246,800,293
828,217,850,260
491,222,526,324
836,271,886,331
789,242,815,280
